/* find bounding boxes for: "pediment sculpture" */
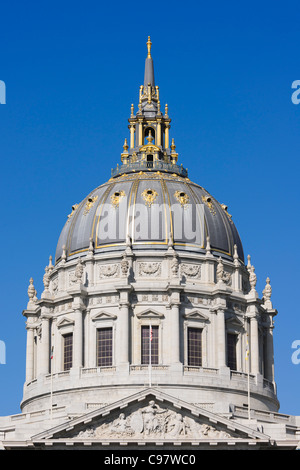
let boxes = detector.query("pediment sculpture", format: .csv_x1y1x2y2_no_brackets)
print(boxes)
73,400,232,440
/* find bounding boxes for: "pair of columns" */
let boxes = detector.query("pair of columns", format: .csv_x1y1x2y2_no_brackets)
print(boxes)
216,308,274,378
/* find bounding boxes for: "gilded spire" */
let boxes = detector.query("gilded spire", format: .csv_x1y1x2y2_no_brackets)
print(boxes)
111,38,188,179
147,36,152,58
144,36,155,89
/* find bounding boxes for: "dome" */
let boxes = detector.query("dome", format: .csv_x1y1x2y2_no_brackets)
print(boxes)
55,171,244,264
55,37,244,265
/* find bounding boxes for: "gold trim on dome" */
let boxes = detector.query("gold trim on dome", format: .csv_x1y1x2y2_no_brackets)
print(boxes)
174,190,189,207
111,190,125,208
141,188,158,207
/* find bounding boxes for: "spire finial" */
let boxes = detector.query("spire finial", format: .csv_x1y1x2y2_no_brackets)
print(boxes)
147,36,152,58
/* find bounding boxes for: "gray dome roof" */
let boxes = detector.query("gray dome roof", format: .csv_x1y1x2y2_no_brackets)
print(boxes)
55,171,244,264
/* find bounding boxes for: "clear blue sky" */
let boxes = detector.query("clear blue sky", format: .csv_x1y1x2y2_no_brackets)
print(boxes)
0,0,299,417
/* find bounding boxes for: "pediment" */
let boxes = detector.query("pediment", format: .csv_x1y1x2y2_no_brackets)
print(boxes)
32,388,270,447
183,309,209,322
136,309,164,319
225,313,244,329
56,317,74,328
91,310,117,321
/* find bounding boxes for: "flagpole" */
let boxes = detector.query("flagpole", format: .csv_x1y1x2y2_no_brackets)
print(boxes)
246,333,250,420
50,345,53,420
247,361,250,420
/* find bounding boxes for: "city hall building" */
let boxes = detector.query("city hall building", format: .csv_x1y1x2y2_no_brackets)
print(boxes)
1,38,299,450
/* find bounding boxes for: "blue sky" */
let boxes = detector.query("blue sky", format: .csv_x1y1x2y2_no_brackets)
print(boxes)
0,0,299,417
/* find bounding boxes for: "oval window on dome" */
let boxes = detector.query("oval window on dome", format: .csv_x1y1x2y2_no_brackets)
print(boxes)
142,188,158,207
111,190,125,208
174,190,189,207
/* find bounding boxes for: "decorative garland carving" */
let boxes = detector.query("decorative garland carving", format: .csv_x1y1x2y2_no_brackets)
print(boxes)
181,263,201,278
138,262,161,276
99,263,119,278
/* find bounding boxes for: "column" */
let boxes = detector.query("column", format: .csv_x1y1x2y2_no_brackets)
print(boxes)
156,120,161,146
130,124,135,149
165,124,170,149
265,325,274,382
73,308,83,368
170,302,180,364
217,309,226,368
138,120,143,146
25,325,35,382
116,301,130,365
250,315,260,375
40,315,50,375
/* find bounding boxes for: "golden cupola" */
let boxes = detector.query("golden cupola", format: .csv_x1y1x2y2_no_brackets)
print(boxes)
114,36,185,178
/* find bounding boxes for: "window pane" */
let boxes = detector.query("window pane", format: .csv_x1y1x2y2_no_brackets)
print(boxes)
188,328,202,367
227,333,237,370
97,328,113,367
141,326,158,365
63,333,73,371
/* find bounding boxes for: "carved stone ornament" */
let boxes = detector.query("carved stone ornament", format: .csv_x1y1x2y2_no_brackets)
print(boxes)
99,263,120,278
27,278,37,305
216,258,231,285
170,254,179,277
120,254,129,277
72,400,232,440
51,277,58,294
138,262,161,277
249,266,257,291
181,263,201,278
69,258,84,285
262,277,272,308
43,266,50,290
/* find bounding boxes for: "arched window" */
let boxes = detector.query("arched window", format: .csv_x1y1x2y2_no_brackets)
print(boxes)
144,127,155,145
